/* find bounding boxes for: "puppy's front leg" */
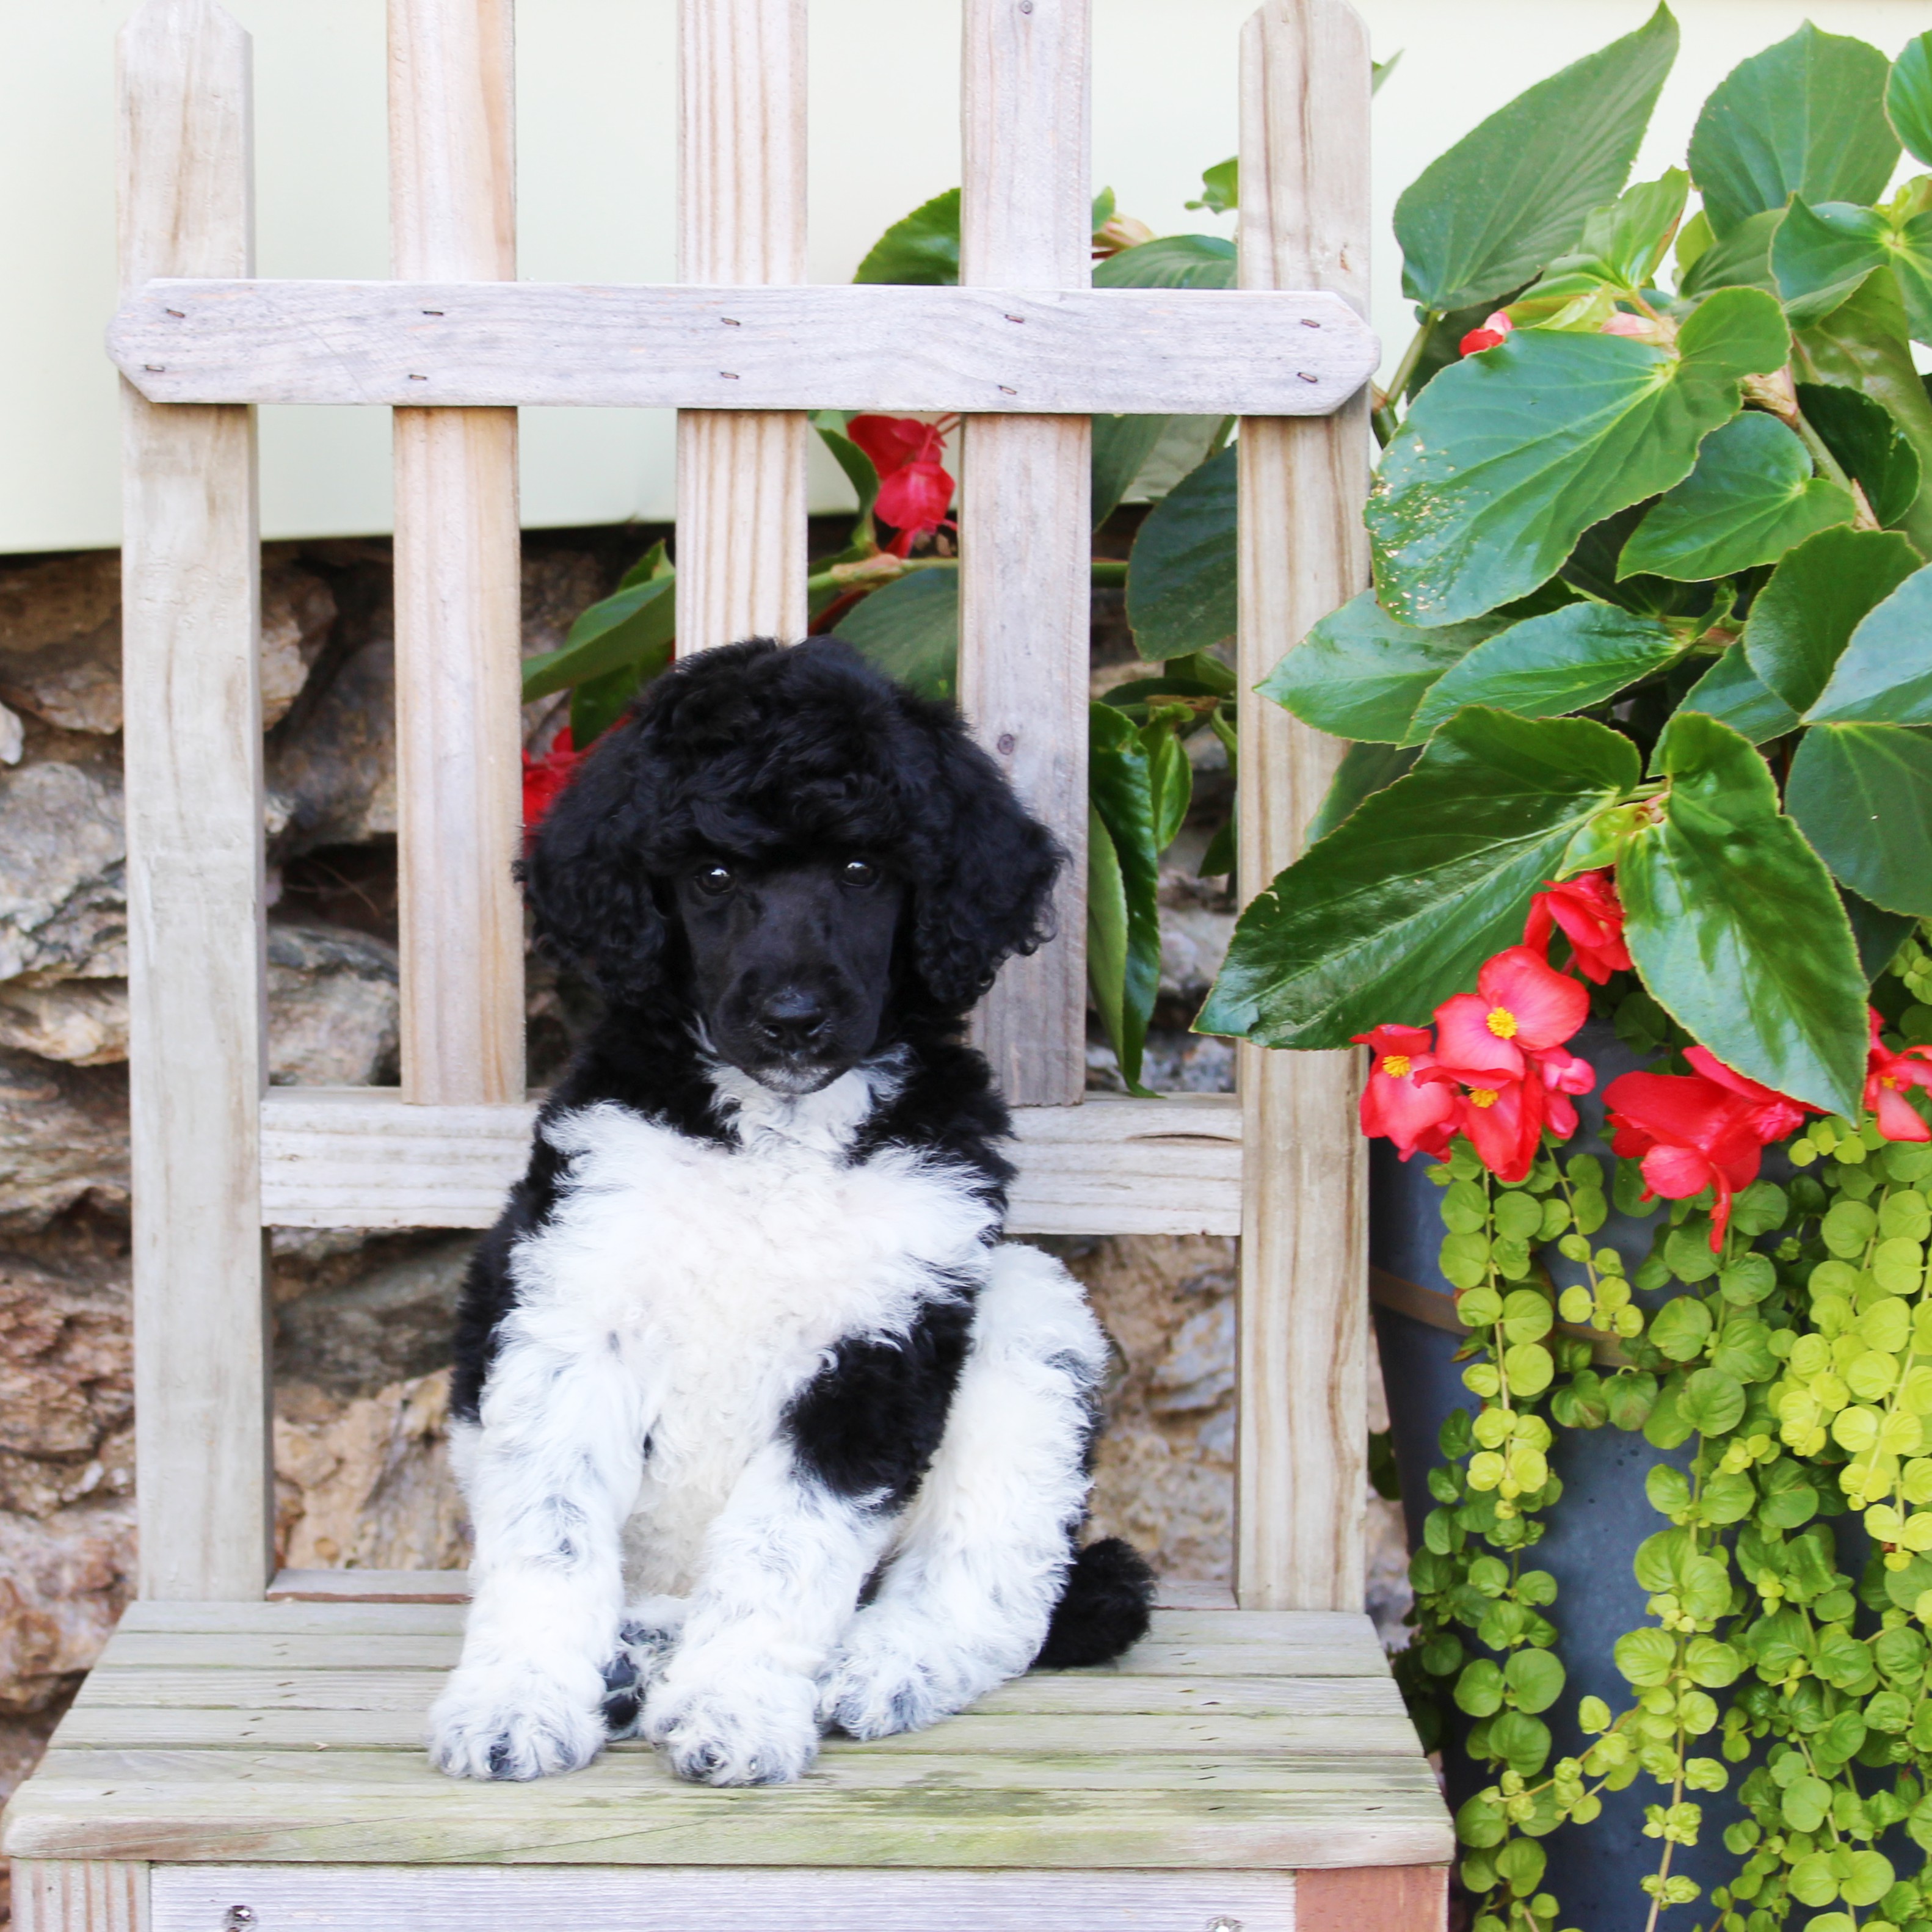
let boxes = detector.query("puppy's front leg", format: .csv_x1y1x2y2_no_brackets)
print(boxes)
643,1440,893,1786
430,1313,644,1780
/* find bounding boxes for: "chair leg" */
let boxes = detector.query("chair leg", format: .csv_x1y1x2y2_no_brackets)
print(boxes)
1297,1863,1450,1932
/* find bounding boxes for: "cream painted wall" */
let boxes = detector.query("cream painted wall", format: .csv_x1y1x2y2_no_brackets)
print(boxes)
3,1,1928,554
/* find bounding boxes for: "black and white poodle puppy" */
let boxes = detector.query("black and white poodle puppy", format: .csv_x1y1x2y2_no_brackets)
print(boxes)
429,636,1153,1788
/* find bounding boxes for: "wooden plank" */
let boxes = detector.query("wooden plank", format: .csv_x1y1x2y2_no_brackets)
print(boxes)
118,0,272,1604
256,1089,1241,1233
56,1704,1418,1758
152,1864,1295,1932
109,280,1378,415
10,1862,150,1932
674,0,808,654
1233,0,1374,1614
388,0,524,1105
267,1567,468,1602
7,1752,1454,1868
960,0,1086,1109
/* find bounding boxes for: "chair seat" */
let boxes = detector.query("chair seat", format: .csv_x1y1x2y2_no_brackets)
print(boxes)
3,1600,1450,1878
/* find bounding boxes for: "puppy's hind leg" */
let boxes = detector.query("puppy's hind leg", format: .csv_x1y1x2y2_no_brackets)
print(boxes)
817,1244,1144,1740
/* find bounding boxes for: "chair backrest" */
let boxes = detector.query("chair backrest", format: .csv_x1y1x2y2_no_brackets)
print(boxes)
111,0,1374,1613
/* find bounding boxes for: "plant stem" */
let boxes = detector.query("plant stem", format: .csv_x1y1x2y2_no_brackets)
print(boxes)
1789,406,1872,523
803,555,1129,597
1373,315,1437,446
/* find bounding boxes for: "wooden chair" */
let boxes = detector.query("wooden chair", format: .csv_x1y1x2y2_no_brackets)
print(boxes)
3,0,1454,1924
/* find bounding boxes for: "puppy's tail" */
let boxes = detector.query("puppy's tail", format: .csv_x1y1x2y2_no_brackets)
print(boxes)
1032,1536,1155,1669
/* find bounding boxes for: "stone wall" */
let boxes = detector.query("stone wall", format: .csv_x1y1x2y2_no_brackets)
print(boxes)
0,535,1408,1913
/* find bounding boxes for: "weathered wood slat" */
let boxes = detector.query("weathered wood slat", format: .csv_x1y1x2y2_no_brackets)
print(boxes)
9,1752,1451,1869
255,1089,1242,1232
10,1861,150,1932
389,0,524,1106
1233,0,1374,1613
151,1864,1296,1932
118,0,272,1605
955,0,1093,1106
109,281,1376,415
674,0,808,652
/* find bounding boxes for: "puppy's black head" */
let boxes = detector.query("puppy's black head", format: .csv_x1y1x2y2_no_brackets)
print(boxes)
521,637,1063,1091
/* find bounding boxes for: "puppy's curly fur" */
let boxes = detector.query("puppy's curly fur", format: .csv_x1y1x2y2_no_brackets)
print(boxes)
431,639,1152,1789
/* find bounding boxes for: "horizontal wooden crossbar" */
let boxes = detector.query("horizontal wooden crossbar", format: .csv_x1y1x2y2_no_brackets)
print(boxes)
257,1090,1243,1235
109,279,1378,413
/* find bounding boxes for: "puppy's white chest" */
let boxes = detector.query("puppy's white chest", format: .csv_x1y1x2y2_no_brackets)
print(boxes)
513,1072,997,1594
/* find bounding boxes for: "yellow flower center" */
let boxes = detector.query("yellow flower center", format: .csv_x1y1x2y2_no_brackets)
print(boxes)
1486,1006,1519,1039
1381,1054,1412,1078
1883,1074,1904,1091
1470,1089,1500,1109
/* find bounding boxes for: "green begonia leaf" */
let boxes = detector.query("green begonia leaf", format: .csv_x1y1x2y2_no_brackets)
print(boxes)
1774,197,1932,341
522,572,677,703
1185,157,1238,215
1197,710,1638,1047
1092,234,1237,291
1619,709,1867,1114
1680,645,1801,743
1305,743,1420,845
1552,170,1689,291
1619,410,1854,579
1843,885,1916,981
1787,722,1932,915
1678,207,1782,296
837,568,958,701
1797,267,1932,557
1258,589,1499,743
1393,5,1678,314
1798,382,1923,528
1888,33,1932,170
1086,806,1134,1088
1806,565,1932,724
1092,416,1171,529
1688,24,1898,237
1369,286,1790,626
1126,446,1237,659
1743,526,1921,714
854,187,961,285
1404,603,1681,741
1088,705,1164,1094
811,411,882,526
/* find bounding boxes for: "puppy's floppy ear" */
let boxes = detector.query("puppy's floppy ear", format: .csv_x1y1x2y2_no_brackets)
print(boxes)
911,720,1066,1011
518,723,667,1004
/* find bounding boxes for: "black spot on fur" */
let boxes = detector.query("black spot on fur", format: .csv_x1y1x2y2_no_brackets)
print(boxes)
785,1293,975,1507
1033,1538,1156,1669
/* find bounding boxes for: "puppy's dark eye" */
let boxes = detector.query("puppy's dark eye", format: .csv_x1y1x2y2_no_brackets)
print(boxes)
841,859,880,888
693,863,735,897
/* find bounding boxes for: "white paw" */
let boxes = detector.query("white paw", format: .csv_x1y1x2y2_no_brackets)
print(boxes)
816,1632,951,1739
643,1659,819,1785
429,1661,606,1781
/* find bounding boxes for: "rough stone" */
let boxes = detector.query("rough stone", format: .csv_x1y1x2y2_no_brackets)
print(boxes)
259,564,338,730
0,698,21,766
275,1370,468,1572
0,555,118,658
266,920,400,1086
0,1497,136,1715
273,1230,474,1395
266,606,398,857
0,1050,128,1229
1058,1233,1238,1584
0,978,129,1066
0,758,126,982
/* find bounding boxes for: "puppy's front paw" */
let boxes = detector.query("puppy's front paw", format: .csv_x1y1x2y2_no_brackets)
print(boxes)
643,1660,819,1785
429,1662,605,1780
817,1632,948,1740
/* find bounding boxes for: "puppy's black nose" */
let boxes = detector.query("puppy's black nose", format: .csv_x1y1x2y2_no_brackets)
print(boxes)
757,989,829,1051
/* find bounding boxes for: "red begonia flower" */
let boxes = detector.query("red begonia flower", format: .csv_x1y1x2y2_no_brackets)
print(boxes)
1603,1069,1765,1248
1459,312,1514,357
846,415,957,557
1525,870,1632,984
1454,1075,1544,1185
521,728,584,842
1865,1009,1932,1142
1531,1042,1597,1141
1682,1046,1814,1146
1352,1023,1458,1160
1433,946,1590,1081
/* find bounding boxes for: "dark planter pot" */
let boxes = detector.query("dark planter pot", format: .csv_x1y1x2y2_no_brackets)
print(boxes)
1371,1019,1751,1929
